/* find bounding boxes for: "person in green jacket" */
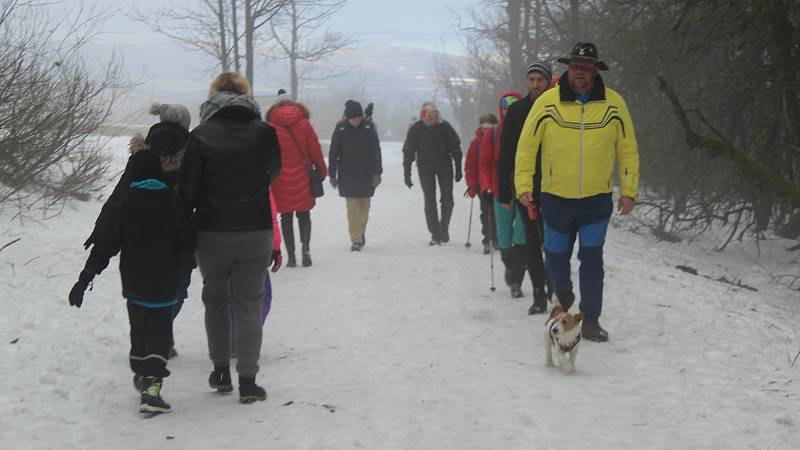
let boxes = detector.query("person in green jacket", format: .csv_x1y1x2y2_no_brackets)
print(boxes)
515,42,639,342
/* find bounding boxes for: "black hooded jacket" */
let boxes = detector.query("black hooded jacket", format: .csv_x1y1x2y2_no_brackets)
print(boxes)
177,104,281,231
84,183,194,303
329,119,383,197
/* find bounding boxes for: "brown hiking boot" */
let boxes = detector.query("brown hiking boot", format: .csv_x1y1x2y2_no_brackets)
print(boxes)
582,318,609,342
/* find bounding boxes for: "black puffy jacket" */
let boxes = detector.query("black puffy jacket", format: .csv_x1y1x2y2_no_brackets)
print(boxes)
329,120,382,197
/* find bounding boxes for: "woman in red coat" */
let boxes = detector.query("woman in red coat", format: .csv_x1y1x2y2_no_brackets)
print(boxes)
464,113,498,254
266,99,328,267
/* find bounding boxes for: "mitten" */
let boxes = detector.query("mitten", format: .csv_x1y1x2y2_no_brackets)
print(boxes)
270,249,283,273
68,270,94,308
404,173,413,188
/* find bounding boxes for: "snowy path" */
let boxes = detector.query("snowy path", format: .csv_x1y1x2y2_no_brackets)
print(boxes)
1,139,799,449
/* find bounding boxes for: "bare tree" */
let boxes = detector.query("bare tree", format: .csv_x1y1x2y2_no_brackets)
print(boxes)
0,1,133,215
268,0,353,100
132,0,286,90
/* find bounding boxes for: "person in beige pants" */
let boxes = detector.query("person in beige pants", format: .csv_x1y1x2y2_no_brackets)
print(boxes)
328,100,383,251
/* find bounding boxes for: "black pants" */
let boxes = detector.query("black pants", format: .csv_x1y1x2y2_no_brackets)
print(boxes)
127,302,173,378
281,211,311,256
517,199,547,293
418,166,454,240
479,192,496,245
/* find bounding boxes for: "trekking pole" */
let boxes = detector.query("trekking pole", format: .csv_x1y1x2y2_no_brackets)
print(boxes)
464,195,474,249
487,197,496,292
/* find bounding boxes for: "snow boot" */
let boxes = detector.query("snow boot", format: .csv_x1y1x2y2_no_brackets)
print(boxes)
482,242,491,255
351,243,363,252
132,374,142,392
510,283,523,298
582,318,609,342
209,365,233,393
239,376,267,404
139,377,171,414
528,287,548,315
301,251,312,267
286,253,297,268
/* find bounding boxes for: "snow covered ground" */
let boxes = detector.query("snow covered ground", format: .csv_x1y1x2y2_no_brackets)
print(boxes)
1,139,798,449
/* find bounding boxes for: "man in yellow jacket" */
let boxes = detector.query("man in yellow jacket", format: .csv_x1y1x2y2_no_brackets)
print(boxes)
514,42,639,342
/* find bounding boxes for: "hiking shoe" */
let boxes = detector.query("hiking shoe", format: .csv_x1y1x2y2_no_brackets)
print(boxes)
428,239,441,246
440,231,450,243
529,288,548,315
351,243,363,252
286,254,297,268
510,283,523,298
582,318,609,342
140,377,171,414
132,374,142,392
239,376,267,404
302,252,312,267
209,366,233,393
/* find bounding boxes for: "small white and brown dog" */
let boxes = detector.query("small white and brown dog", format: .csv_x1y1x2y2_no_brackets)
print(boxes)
544,298,583,373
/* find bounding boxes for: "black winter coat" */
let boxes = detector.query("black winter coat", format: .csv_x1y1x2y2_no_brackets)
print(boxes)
84,184,194,303
177,105,281,231
84,122,189,249
329,120,383,197
497,94,542,204
402,120,462,174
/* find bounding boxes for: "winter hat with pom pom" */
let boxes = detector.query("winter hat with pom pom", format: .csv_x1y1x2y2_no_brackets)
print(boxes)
149,103,191,130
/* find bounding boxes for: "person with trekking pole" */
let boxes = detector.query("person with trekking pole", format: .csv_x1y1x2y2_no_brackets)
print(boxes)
464,113,498,253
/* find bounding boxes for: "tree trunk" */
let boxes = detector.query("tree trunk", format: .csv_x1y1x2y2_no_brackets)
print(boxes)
231,0,241,73
289,0,298,100
245,0,255,88
506,0,525,89
217,0,229,70
569,0,581,42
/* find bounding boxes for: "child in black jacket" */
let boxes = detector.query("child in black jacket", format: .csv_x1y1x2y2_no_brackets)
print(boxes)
69,150,194,415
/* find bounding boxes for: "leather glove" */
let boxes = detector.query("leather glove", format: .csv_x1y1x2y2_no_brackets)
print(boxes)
372,174,382,187
69,270,94,308
270,249,283,273
330,177,338,189
404,173,413,189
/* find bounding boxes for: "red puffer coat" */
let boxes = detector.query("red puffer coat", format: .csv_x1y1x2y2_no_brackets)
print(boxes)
266,101,328,213
479,90,523,197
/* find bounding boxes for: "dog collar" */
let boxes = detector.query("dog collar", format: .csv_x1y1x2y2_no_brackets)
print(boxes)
559,334,581,353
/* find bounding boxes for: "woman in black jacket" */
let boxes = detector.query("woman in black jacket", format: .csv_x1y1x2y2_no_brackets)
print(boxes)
177,72,281,404
328,100,383,251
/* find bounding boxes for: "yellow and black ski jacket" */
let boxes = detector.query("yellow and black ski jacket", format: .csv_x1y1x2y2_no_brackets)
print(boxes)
514,74,639,200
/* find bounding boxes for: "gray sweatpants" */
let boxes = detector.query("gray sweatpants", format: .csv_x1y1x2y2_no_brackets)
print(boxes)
196,230,272,376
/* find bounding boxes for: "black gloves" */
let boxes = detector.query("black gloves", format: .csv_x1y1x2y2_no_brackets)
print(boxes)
68,270,94,308
365,102,374,118
330,177,338,189
454,166,463,183
404,173,413,188
270,249,283,273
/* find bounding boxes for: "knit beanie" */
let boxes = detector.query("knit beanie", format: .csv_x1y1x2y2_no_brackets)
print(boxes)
128,149,163,182
526,62,553,84
276,89,291,102
344,100,363,119
149,103,191,130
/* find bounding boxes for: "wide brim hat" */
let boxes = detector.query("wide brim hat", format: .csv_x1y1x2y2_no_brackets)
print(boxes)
558,42,609,71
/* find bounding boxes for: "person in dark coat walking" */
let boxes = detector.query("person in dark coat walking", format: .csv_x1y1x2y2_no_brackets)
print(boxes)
68,149,194,415
177,72,281,404
402,102,463,245
328,100,383,251
83,102,193,357
497,62,554,315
